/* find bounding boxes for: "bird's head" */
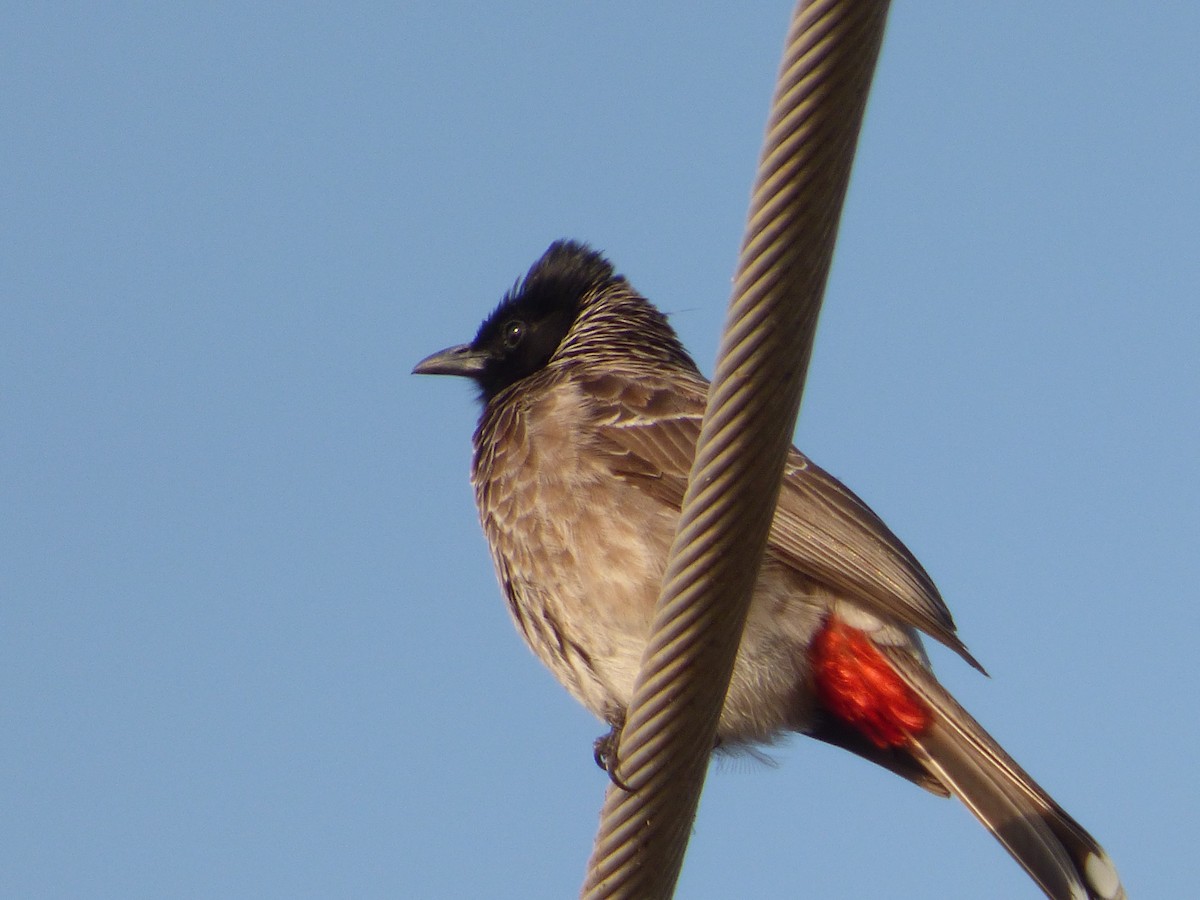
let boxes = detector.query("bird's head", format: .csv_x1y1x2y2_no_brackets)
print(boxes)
413,240,696,403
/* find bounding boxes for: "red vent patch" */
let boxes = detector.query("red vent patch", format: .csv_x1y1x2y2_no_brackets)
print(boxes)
811,616,931,749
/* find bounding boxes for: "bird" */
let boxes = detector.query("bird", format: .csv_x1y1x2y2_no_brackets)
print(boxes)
413,239,1125,900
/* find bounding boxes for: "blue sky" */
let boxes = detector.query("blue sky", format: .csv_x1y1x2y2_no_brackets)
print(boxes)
4,4,1196,898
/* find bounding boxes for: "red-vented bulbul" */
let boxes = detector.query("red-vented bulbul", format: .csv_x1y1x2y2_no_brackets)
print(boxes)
414,240,1124,900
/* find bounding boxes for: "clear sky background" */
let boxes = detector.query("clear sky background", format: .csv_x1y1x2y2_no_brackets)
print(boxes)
4,4,1196,898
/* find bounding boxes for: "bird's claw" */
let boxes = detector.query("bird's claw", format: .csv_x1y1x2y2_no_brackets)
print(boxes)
593,724,632,792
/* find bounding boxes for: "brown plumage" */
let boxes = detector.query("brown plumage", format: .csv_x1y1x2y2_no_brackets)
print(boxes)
414,240,1124,900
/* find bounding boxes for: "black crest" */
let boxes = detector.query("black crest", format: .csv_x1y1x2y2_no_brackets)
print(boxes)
469,241,618,400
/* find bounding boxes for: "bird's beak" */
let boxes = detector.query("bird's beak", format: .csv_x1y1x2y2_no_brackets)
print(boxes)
412,343,489,378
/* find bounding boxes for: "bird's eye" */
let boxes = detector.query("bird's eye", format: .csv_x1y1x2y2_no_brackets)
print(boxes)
502,320,526,349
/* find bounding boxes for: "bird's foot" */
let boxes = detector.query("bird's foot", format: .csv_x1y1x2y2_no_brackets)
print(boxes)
593,720,632,792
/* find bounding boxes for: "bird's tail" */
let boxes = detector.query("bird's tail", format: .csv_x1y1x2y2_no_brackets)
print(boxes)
882,647,1125,900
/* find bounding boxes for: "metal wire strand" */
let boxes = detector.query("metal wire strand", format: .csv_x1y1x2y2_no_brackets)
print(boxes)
581,2,892,897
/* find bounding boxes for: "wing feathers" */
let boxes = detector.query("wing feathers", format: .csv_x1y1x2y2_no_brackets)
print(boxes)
586,372,980,670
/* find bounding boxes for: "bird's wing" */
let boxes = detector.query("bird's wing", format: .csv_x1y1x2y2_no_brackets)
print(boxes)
586,371,982,671
772,452,982,669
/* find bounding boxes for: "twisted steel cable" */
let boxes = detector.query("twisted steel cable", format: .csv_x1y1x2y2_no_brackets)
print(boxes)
581,2,892,897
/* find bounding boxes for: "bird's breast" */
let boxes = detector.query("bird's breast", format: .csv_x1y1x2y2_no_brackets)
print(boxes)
471,384,677,719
